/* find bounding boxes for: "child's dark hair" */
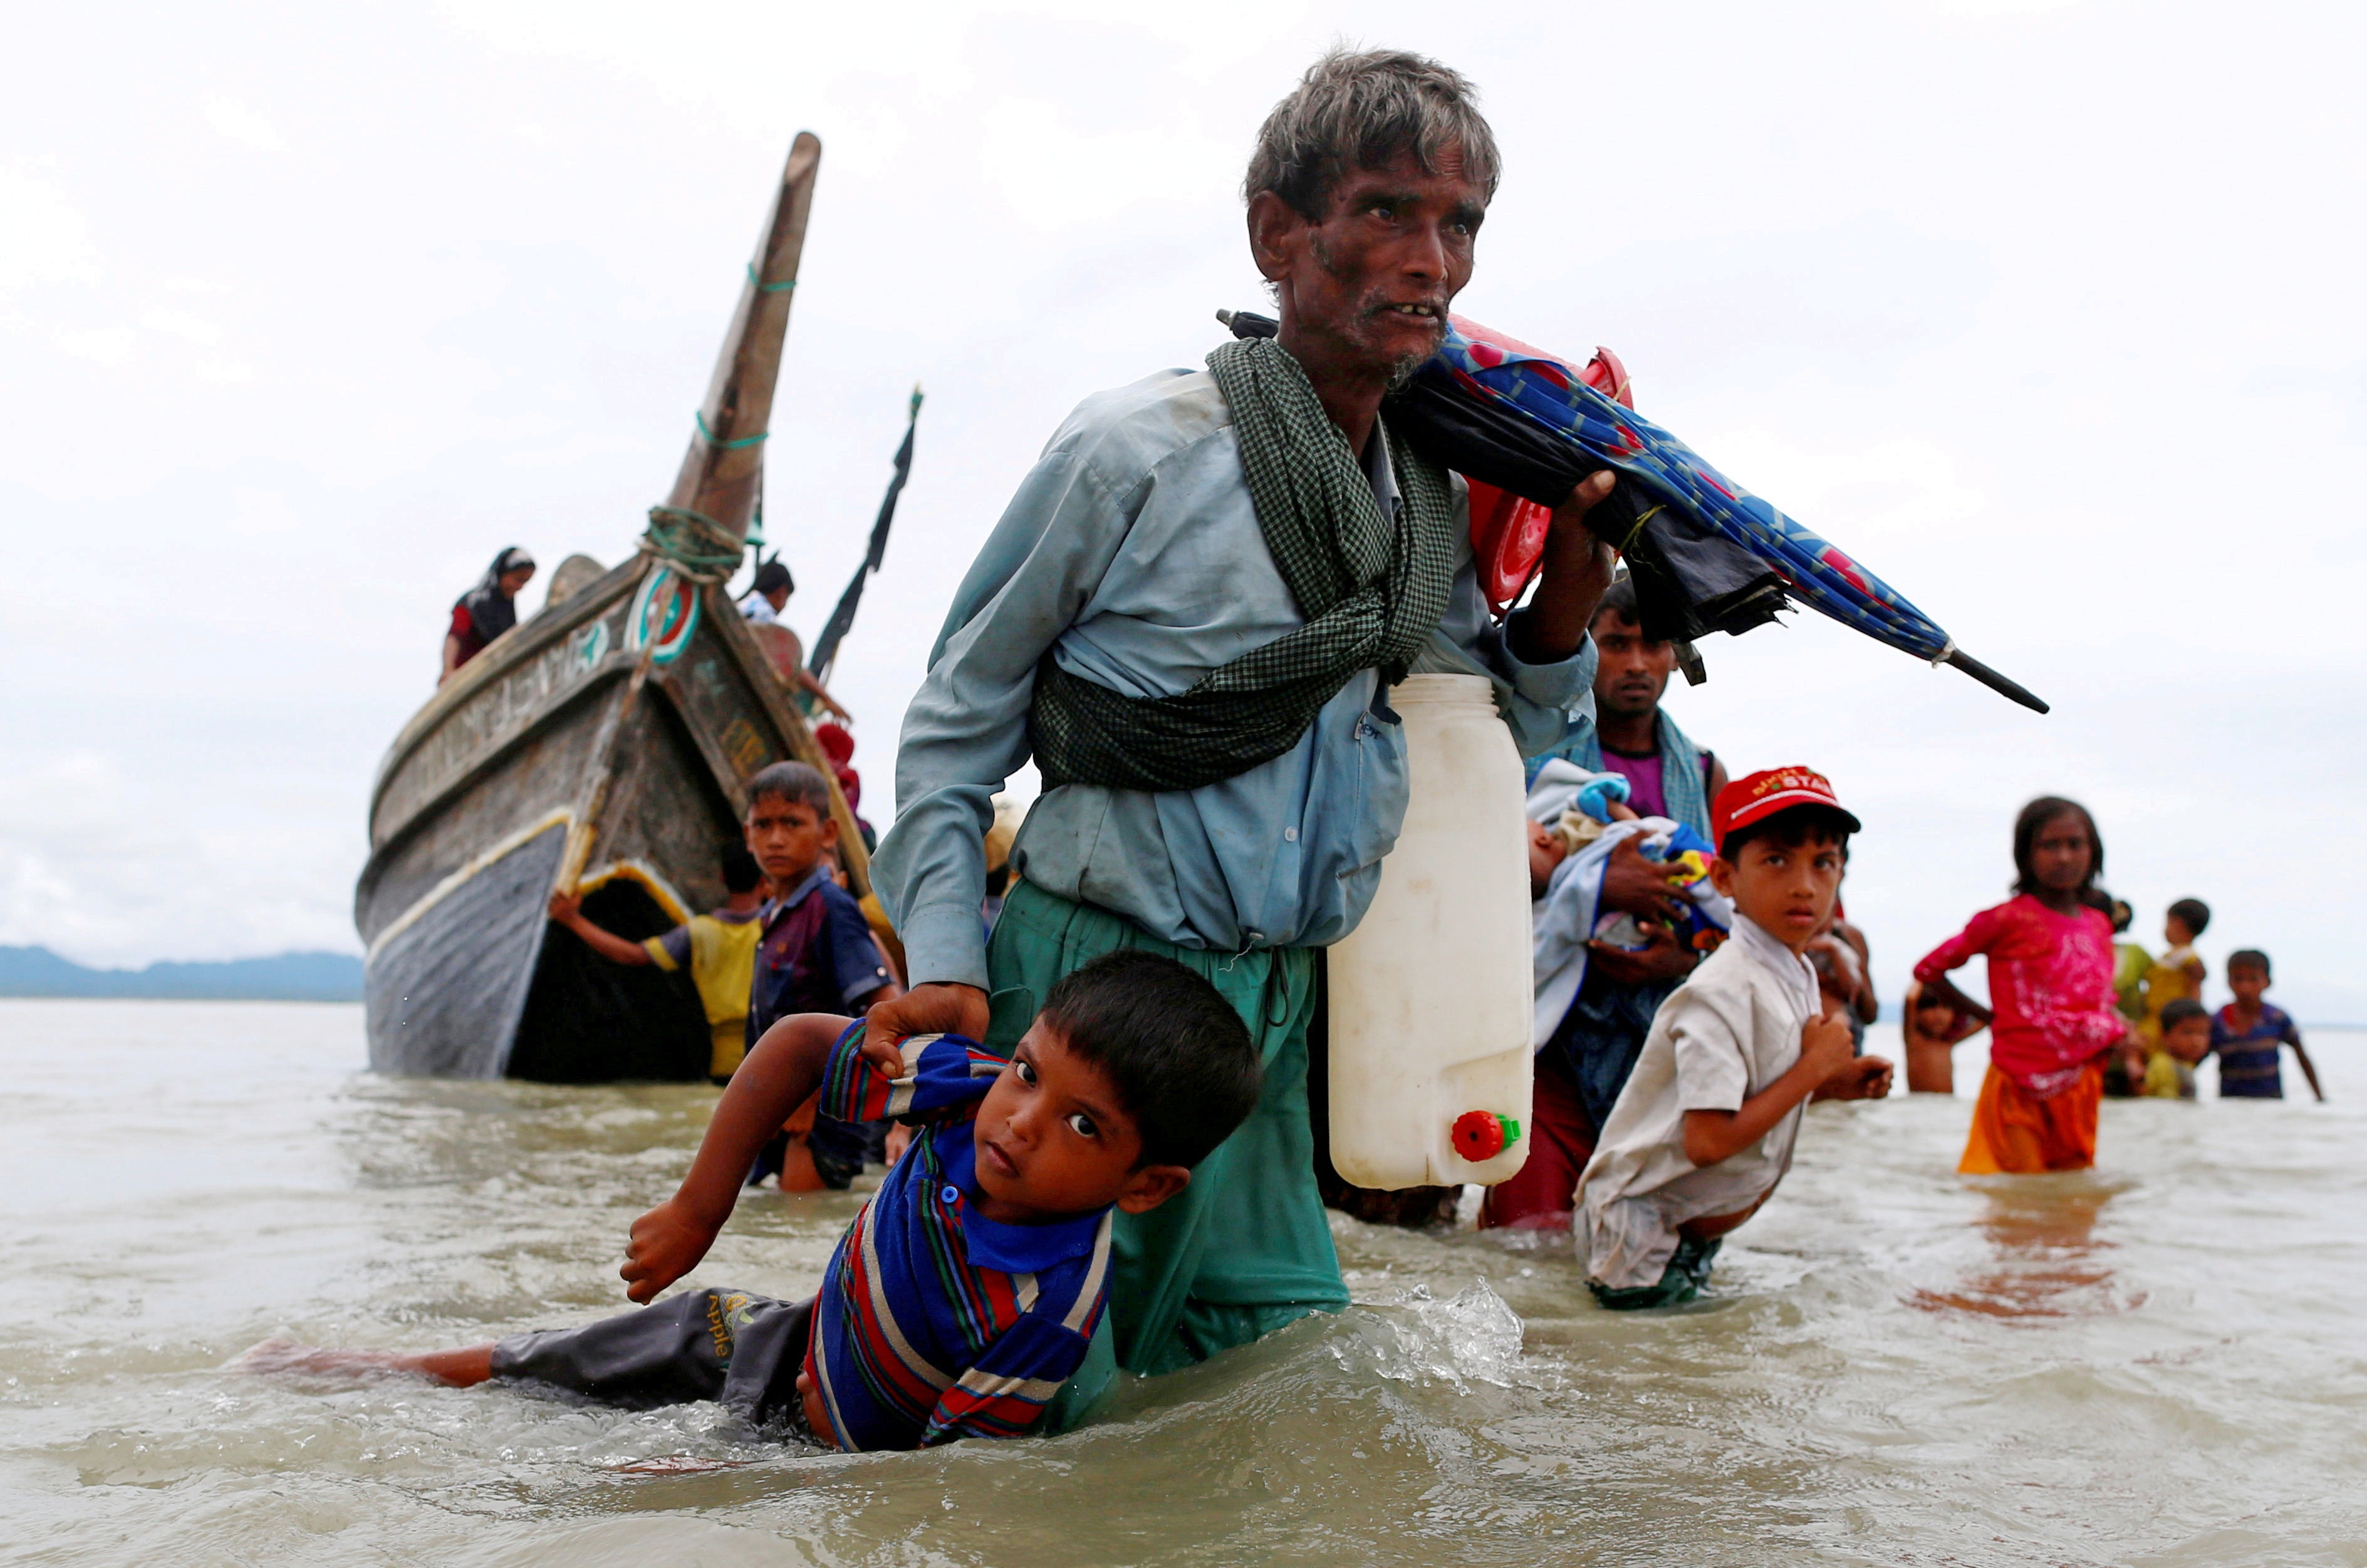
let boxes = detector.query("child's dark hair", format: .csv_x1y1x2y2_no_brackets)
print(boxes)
1038,951,1260,1170
2159,997,2208,1031
2228,948,2271,979
1720,803,1854,863
2168,897,2211,938
2011,796,2111,911
2109,898,2133,935
746,761,833,819
721,846,764,895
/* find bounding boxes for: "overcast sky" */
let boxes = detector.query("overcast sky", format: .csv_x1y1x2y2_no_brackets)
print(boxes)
4,0,2362,1018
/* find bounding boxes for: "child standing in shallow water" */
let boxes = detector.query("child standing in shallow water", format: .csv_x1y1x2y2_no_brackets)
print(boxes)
2212,950,2326,1101
1913,797,2133,1174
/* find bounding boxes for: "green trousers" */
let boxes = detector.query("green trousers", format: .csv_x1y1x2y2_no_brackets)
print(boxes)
987,882,1348,1422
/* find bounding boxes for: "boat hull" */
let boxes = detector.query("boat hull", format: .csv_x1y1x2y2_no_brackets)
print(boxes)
356,557,865,1080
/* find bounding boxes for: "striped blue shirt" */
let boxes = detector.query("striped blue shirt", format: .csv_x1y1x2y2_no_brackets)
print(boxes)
805,1022,1112,1448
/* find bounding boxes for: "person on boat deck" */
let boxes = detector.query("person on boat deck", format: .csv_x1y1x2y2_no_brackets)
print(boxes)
545,845,769,1084
1481,573,1730,1232
737,559,855,722
441,546,535,683
742,761,900,1191
867,48,1618,1423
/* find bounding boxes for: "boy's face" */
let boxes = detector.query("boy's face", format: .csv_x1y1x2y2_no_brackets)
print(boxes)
745,795,826,886
2165,915,2195,947
1914,1000,1955,1036
2163,1015,2212,1061
1710,831,1846,956
2229,963,2268,1005
970,1022,1188,1222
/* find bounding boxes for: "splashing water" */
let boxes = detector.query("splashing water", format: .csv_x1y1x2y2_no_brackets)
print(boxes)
4,1002,2364,1565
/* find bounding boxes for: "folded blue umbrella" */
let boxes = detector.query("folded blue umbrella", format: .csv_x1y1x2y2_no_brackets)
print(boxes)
1222,309,2046,713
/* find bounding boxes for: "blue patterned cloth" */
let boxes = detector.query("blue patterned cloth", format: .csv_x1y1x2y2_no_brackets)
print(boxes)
1428,321,1953,664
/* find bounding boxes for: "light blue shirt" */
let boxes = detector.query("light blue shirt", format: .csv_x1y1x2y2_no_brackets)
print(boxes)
875,366,1600,990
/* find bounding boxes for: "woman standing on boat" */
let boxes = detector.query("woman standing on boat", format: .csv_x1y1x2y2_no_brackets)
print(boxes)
441,546,536,683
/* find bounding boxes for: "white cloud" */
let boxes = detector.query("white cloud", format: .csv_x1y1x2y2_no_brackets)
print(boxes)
0,168,95,292
202,95,288,153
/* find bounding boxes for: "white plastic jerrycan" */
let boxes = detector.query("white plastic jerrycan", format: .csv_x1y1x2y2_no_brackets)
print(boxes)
1325,673,1532,1189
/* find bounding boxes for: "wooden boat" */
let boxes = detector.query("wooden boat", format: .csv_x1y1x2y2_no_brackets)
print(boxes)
354,133,873,1081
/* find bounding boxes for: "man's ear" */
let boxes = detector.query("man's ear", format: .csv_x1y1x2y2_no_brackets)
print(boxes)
1709,854,1738,898
1114,1163,1191,1215
1246,190,1306,286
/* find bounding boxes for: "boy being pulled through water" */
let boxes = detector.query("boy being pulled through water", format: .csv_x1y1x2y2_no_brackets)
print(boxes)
1575,767,1893,1309
247,950,1260,1451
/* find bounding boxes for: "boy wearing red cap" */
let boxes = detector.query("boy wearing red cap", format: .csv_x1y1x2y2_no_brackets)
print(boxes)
1575,768,1893,1308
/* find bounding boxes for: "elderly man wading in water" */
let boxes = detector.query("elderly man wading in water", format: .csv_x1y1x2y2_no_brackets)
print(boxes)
867,49,1618,1420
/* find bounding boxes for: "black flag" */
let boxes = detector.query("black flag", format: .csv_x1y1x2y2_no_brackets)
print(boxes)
809,385,923,683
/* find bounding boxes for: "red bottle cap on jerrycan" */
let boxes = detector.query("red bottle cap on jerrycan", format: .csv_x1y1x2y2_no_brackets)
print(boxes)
1451,1111,1522,1162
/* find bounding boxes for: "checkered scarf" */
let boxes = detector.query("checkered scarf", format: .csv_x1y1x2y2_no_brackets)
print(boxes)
1029,336,1457,794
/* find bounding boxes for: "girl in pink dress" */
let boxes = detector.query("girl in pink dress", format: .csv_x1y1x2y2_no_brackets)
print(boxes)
1913,798,2133,1173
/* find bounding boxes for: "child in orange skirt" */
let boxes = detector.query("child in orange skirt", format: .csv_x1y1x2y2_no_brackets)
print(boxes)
1912,797,2135,1173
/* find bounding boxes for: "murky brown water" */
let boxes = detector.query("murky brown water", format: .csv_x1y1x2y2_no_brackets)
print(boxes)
6,1000,2363,1565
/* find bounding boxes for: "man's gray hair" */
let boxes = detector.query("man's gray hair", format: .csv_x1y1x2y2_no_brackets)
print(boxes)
1245,48,1501,219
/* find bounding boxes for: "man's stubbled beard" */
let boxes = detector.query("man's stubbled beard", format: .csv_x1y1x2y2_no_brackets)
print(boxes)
1308,228,1447,393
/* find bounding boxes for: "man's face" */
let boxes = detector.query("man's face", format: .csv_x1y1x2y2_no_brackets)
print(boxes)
971,1022,1185,1220
744,795,826,886
1252,148,1485,385
764,584,791,615
1591,611,1676,722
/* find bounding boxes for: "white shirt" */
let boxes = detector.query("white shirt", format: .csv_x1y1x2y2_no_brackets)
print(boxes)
1576,915,1820,1290
739,590,779,625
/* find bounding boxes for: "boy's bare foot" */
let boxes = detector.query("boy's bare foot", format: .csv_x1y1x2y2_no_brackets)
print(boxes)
234,1338,496,1386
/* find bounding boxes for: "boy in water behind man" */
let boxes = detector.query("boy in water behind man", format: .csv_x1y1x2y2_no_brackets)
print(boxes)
739,762,900,1188
1576,768,1892,1309
246,951,1261,1450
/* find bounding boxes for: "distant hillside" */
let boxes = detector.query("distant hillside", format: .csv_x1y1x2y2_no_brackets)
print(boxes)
0,947,363,1002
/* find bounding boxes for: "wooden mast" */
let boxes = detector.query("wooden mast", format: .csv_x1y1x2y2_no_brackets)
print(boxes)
667,130,821,536
556,132,875,900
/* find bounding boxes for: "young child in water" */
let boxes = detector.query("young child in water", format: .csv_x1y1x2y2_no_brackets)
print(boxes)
1900,980,1986,1094
2138,898,2210,1051
2140,999,2209,1099
246,952,1260,1451
1575,767,1892,1309
1913,797,2132,1174
2212,950,2325,1101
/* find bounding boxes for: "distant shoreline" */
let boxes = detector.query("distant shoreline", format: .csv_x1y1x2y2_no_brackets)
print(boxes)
0,946,362,1004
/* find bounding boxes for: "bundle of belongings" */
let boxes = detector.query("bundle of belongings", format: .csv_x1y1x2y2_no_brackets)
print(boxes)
1216,309,2047,712
1528,759,1733,1050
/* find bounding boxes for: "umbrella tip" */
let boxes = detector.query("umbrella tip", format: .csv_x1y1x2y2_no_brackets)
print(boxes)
1943,648,2049,714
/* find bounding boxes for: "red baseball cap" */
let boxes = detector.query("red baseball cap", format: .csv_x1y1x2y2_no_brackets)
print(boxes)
1712,766,1862,856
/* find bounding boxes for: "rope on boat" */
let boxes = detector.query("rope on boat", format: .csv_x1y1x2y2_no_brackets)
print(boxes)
694,411,768,450
641,505,748,582
746,262,796,294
